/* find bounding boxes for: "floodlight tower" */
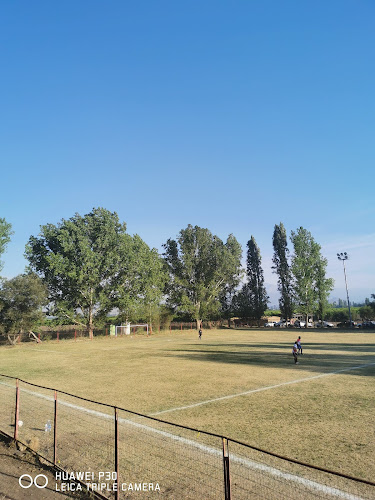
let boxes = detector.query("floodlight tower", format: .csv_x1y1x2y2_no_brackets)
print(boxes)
337,252,352,327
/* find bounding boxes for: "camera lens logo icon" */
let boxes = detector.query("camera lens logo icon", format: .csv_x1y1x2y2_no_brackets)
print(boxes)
19,474,48,488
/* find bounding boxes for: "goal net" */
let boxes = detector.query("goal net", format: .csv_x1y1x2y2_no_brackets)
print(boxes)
115,324,149,336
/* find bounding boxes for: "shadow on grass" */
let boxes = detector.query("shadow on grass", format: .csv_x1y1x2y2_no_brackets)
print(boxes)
164,346,375,375
185,342,375,353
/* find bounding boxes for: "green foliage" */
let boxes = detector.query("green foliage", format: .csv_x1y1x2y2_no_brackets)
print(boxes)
371,294,375,314
0,273,48,340
25,207,165,336
272,223,294,321
315,254,334,321
234,236,268,321
163,225,242,326
0,218,13,274
264,309,281,316
291,227,333,322
115,234,167,326
358,305,375,320
26,208,128,335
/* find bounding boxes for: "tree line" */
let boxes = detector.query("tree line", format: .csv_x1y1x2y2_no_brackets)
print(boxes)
0,209,373,340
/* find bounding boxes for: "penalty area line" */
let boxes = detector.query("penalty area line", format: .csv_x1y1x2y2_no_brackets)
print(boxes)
149,361,375,417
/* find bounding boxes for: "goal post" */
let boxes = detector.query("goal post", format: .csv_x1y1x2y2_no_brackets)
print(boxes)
115,324,149,336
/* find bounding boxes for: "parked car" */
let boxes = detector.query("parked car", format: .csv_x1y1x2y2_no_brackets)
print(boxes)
274,320,291,327
337,321,356,328
316,321,334,328
294,320,313,328
357,321,375,329
264,321,276,327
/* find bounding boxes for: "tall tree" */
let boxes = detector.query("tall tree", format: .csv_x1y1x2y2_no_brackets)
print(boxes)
116,234,167,328
290,227,333,326
0,273,47,344
163,225,242,328
25,207,159,338
236,236,268,323
315,255,334,322
0,218,13,274
219,234,243,324
272,223,294,322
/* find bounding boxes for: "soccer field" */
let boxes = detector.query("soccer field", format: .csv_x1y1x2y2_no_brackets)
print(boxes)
0,328,374,484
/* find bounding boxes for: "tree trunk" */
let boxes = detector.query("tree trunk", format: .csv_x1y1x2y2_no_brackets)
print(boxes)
88,308,94,340
7,334,18,345
196,318,202,330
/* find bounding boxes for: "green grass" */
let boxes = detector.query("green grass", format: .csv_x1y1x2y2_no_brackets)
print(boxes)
0,328,374,482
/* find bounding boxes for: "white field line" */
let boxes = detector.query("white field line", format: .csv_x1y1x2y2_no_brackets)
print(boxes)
149,361,375,416
0,380,367,500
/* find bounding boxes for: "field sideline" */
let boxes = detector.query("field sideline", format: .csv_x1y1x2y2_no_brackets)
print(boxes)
0,328,374,483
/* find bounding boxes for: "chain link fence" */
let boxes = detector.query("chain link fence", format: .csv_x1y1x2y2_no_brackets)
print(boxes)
0,374,374,499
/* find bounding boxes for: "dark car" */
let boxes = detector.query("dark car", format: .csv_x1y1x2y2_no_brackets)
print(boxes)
337,321,356,328
357,321,375,329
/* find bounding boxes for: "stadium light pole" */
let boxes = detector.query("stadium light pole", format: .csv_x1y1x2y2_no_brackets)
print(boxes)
337,252,352,327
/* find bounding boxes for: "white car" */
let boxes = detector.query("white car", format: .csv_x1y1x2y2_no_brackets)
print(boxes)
264,321,276,327
294,320,313,328
316,321,334,328
274,320,291,327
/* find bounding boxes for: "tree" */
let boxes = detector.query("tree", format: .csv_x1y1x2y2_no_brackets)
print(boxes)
26,207,157,338
0,218,13,274
0,273,47,344
358,305,375,320
315,255,334,322
163,225,242,328
116,234,167,329
290,227,333,326
272,223,294,322
370,294,375,315
219,234,243,324
235,236,268,323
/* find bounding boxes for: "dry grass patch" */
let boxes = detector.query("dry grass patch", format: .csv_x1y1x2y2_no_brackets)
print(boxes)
0,328,374,483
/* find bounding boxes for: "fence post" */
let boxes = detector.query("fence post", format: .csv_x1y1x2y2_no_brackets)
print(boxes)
54,390,58,465
114,407,119,500
75,330,77,342
222,438,231,500
14,379,20,441
57,332,59,342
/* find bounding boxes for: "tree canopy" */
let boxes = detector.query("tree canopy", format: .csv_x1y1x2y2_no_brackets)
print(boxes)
26,207,164,337
272,223,293,321
0,218,13,274
0,273,47,344
163,225,242,327
234,236,268,322
290,227,333,325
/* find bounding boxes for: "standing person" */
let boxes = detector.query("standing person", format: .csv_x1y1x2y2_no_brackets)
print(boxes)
292,342,299,364
198,328,202,340
297,336,302,355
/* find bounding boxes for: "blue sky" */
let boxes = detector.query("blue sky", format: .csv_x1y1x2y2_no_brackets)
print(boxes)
1,0,374,305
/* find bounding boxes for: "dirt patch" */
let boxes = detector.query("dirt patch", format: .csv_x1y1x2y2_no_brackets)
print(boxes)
0,433,95,500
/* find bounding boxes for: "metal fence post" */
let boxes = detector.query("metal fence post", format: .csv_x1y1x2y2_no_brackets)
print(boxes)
222,438,231,500
115,407,119,500
14,379,20,441
54,390,58,465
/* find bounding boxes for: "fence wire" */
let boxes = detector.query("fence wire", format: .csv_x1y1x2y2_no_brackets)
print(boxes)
0,374,374,500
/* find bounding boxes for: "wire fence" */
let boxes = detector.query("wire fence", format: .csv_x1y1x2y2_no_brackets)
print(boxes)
0,374,374,499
